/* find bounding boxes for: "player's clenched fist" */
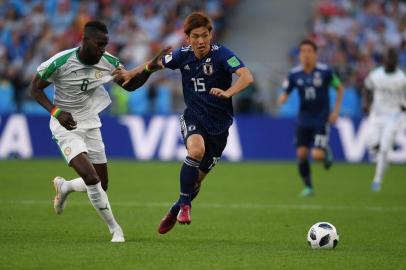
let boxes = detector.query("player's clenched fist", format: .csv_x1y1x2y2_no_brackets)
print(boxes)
57,111,77,130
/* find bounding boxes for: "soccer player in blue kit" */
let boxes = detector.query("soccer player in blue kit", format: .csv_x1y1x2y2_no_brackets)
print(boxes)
278,39,343,197
113,12,254,233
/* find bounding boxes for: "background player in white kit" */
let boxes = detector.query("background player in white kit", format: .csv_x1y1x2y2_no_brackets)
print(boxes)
363,48,406,192
30,21,151,242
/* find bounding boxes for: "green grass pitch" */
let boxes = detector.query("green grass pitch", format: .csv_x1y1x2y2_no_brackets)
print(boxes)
0,160,405,270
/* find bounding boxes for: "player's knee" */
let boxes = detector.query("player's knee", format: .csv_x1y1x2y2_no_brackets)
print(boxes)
82,171,100,186
188,146,205,161
297,148,308,160
312,149,324,161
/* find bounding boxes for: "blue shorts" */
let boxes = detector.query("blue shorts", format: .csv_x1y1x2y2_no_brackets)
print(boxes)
295,124,330,149
179,114,228,173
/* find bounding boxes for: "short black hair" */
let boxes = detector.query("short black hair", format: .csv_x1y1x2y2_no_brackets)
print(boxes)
84,21,108,36
299,39,317,52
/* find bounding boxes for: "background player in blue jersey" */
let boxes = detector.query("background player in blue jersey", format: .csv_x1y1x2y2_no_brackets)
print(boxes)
277,39,343,197
113,12,254,233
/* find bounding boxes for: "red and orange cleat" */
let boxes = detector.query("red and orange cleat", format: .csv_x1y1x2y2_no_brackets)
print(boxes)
158,212,177,234
177,204,191,224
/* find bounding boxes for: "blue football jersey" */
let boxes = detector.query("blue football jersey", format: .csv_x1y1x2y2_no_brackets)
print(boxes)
284,63,341,127
162,44,245,135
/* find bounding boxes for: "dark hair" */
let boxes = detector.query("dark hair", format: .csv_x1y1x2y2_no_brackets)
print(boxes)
84,21,108,35
183,12,213,35
299,39,317,52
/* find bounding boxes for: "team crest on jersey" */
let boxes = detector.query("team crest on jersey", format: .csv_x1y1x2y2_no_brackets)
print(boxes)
95,70,103,79
296,78,304,86
203,63,213,76
64,147,71,156
313,72,322,87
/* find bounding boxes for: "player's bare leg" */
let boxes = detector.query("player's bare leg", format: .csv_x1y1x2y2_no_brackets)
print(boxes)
94,163,109,191
312,148,324,161
297,147,314,197
70,153,124,242
313,147,333,169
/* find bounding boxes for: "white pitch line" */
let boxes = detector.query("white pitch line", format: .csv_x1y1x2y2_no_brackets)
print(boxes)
0,200,405,212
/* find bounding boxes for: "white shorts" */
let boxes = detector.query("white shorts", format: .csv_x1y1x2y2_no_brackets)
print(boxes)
50,117,107,164
367,112,404,152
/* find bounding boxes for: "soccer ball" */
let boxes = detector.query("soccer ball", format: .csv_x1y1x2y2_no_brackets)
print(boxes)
307,222,339,249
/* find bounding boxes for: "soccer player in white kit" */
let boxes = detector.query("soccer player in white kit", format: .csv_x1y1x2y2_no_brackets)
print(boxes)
30,21,149,242
364,48,406,192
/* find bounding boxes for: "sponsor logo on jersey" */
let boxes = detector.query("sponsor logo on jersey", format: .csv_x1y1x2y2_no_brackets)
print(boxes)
203,63,213,76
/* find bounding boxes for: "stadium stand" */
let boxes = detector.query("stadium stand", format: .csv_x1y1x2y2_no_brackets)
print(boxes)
1,0,404,117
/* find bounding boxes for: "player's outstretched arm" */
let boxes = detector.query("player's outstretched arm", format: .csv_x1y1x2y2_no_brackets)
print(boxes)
209,67,254,98
30,75,77,130
113,47,171,92
329,84,344,124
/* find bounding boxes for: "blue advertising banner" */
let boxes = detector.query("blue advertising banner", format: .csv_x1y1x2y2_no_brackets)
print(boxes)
0,114,405,162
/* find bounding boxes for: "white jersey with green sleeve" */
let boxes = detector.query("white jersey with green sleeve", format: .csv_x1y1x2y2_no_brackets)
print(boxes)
37,47,122,122
364,67,406,115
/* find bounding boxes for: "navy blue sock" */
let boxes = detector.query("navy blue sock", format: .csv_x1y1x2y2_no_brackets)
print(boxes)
298,159,312,188
179,156,200,206
170,184,201,216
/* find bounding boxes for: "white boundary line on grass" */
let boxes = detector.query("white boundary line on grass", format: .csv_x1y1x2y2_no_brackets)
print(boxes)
1,200,405,212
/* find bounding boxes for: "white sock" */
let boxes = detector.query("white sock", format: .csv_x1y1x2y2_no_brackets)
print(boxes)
373,151,388,185
61,177,87,193
86,182,120,233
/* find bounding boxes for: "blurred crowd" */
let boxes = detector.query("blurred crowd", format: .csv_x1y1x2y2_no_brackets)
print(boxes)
291,0,406,94
0,0,236,114
3,0,404,117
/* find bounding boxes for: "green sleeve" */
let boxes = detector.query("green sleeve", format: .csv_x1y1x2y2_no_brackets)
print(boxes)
330,73,342,88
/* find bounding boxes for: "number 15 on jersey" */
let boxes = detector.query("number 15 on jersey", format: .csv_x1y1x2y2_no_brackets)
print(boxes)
191,77,206,92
